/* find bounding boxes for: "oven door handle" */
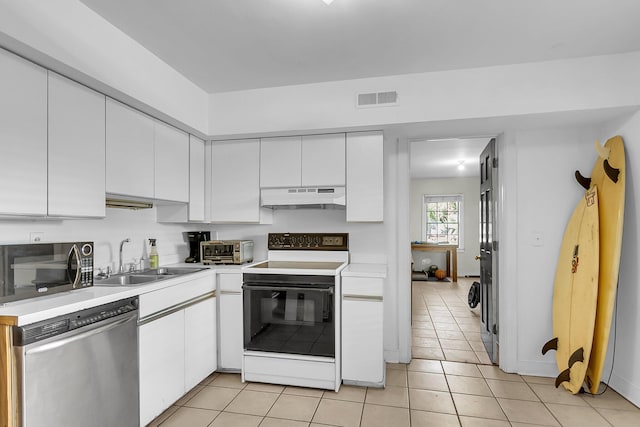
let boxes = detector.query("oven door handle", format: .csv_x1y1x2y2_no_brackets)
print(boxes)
242,284,334,294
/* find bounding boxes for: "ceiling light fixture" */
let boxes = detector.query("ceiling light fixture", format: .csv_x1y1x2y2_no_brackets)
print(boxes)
322,0,335,4
457,160,465,171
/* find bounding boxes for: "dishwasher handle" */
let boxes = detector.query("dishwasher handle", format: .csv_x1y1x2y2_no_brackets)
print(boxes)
24,311,137,356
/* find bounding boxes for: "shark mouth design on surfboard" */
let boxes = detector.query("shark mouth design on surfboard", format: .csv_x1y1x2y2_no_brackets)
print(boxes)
575,140,621,189
542,340,586,389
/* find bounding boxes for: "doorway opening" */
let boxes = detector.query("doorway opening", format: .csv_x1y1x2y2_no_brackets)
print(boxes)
408,136,496,365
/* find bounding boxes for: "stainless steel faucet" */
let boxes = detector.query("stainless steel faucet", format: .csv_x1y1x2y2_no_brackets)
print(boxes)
119,238,131,273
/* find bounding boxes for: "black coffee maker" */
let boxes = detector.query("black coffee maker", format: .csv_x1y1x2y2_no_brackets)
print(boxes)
184,231,211,263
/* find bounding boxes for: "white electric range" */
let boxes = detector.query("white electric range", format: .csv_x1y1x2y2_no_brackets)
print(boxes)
241,233,349,391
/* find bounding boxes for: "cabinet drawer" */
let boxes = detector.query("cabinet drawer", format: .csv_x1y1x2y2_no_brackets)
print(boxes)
342,277,383,298
218,273,242,292
139,275,215,318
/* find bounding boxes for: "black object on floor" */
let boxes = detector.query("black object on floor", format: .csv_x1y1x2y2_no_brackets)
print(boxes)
468,281,481,308
411,272,450,282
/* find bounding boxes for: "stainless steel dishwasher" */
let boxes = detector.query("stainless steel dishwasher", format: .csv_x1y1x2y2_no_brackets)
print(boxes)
13,297,139,427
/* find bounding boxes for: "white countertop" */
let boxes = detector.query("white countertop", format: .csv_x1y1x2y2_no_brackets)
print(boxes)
0,267,215,326
0,261,380,326
167,262,247,273
341,263,387,278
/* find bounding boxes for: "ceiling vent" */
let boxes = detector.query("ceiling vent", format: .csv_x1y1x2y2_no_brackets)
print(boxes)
356,91,398,108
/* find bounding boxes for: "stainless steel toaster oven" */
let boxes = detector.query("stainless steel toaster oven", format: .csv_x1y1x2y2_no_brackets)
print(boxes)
200,240,254,265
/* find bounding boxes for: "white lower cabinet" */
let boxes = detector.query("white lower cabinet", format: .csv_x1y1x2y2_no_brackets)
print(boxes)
218,273,243,371
138,274,217,426
341,273,385,386
139,310,185,426
185,297,217,390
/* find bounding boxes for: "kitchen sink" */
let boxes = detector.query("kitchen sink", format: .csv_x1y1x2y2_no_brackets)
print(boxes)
94,266,207,287
96,274,161,286
140,267,206,276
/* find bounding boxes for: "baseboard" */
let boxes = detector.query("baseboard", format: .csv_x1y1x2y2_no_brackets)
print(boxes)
608,371,640,408
515,360,558,378
384,349,403,364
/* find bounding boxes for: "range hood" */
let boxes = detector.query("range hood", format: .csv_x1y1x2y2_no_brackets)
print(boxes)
261,187,346,209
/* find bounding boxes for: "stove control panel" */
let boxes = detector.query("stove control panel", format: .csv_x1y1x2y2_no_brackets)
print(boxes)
268,233,349,250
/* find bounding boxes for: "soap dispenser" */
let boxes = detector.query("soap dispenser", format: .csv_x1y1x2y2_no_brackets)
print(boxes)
149,238,159,269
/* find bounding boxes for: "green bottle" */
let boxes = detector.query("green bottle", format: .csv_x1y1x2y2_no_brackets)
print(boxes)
149,238,159,269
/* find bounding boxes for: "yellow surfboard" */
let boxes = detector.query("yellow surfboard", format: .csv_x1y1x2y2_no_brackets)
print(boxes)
543,185,599,394
580,137,626,394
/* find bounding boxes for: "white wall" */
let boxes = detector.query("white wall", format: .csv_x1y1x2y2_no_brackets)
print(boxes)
0,0,209,135
510,127,596,376
0,208,214,272
596,111,640,406
209,51,640,137
494,119,640,407
410,177,480,276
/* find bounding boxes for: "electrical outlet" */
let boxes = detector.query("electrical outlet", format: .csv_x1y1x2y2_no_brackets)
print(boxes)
30,232,44,243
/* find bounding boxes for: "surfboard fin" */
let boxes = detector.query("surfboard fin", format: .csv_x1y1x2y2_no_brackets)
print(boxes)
568,347,584,368
603,159,620,183
575,170,591,190
555,368,571,388
541,337,558,355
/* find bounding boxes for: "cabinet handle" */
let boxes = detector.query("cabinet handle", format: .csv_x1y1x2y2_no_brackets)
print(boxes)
343,294,383,302
138,291,215,325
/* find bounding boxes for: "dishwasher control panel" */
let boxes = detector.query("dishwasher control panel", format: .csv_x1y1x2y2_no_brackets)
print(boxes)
13,297,138,346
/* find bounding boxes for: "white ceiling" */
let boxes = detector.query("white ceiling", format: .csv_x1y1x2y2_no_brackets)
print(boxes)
79,0,640,94
410,138,492,178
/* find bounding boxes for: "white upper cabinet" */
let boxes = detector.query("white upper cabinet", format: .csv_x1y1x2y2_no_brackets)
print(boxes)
346,131,384,222
48,72,106,218
301,134,345,187
189,135,206,221
156,134,205,222
260,134,345,188
211,139,270,223
106,98,155,199
260,136,302,188
154,120,189,202
0,49,48,216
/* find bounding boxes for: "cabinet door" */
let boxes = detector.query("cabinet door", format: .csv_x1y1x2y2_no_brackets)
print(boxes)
342,297,384,383
155,120,189,202
139,311,185,426
219,292,243,370
260,136,301,188
346,131,384,222
302,134,345,187
211,139,261,222
48,72,106,217
106,98,155,198
189,135,206,221
185,297,217,390
0,49,47,216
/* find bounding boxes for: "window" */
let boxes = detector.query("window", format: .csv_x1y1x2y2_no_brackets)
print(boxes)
422,194,464,250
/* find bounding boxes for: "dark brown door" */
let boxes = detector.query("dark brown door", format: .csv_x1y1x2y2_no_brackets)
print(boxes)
479,138,498,363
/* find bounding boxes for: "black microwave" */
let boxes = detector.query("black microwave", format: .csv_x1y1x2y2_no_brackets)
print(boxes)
0,242,94,304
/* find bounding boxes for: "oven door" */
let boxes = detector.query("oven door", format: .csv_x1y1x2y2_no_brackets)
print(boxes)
243,274,335,358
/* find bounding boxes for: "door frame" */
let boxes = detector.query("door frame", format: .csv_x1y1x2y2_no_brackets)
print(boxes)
399,132,517,371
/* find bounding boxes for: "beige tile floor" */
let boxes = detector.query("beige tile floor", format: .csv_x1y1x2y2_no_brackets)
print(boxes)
147,277,640,426
412,277,491,365
149,366,640,427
